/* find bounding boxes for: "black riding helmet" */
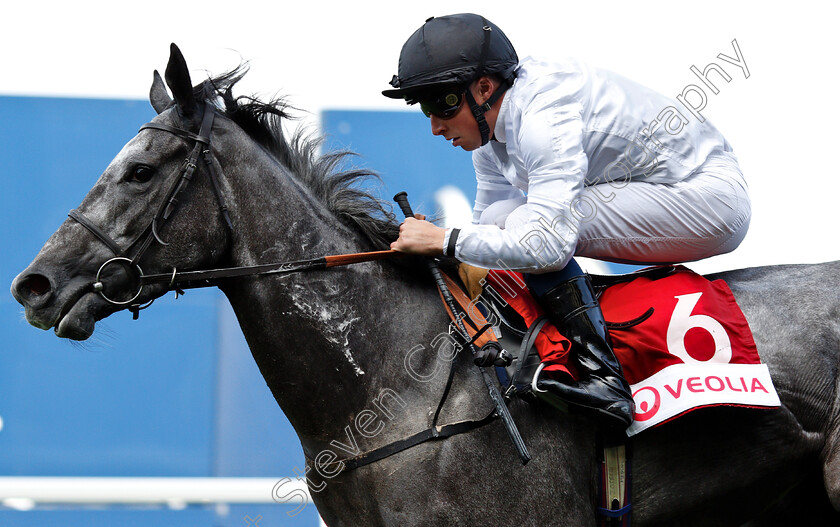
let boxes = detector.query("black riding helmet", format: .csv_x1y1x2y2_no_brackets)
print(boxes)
383,13,519,146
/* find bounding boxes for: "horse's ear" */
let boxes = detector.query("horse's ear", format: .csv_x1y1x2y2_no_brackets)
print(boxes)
164,43,197,119
149,70,172,114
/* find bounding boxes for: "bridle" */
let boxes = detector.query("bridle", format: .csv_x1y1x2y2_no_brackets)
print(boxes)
67,104,513,472
69,106,396,317
67,106,231,315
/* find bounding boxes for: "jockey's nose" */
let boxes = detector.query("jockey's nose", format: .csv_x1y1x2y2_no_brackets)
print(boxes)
430,115,446,136
11,270,54,309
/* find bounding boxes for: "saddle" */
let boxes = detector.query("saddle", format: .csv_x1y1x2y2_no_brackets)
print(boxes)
445,263,779,431
447,264,677,402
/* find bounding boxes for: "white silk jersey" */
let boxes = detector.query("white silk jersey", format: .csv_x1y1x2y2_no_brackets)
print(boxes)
446,56,747,272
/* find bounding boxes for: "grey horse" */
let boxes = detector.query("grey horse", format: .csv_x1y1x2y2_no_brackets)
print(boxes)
11,45,840,526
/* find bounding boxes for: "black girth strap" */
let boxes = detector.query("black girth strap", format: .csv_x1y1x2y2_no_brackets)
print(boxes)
304,275,500,473
307,411,498,473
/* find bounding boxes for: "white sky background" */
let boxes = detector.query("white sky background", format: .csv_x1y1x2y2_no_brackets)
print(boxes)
3,1,838,275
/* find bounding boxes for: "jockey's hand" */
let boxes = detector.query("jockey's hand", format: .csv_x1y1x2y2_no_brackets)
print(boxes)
391,214,446,256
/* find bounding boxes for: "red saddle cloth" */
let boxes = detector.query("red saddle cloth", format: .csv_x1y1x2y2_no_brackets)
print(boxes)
487,266,780,436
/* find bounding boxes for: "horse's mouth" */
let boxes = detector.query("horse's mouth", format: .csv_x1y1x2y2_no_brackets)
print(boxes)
53,289,104,341
19,279,110,341
18,269,163,341
50,281,164,340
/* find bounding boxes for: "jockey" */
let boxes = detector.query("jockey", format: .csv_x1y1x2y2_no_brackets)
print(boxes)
383,13,751,429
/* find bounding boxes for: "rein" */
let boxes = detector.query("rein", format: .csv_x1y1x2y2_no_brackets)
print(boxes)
140,249,401,290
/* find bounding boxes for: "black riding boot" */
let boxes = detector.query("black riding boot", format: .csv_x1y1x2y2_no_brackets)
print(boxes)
534,275,635,429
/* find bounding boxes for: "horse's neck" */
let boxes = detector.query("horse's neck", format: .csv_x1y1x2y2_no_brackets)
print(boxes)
217,151,480,452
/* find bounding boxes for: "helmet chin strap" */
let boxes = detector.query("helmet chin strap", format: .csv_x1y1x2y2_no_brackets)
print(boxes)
463,17,508,147
464,87,506,146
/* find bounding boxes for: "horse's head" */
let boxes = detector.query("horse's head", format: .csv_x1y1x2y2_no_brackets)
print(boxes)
11,44,230,340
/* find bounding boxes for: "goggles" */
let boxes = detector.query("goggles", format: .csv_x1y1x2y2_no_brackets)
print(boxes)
419,90,464,120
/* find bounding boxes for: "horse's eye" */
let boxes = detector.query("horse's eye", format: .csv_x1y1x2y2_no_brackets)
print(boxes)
130,165,155,183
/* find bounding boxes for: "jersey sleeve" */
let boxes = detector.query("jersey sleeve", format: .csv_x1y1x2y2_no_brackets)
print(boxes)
453,86,590,273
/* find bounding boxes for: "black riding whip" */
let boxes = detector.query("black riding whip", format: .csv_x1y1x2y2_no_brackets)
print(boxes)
393,191,531,465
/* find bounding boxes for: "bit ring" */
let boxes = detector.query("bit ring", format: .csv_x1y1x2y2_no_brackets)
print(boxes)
93,257,144,306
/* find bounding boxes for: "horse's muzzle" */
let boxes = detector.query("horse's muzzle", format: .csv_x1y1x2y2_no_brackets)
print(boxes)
11,264,103,339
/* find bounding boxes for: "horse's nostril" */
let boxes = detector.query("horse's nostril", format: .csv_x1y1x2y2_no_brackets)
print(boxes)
11,272,54,308
21,274,52,297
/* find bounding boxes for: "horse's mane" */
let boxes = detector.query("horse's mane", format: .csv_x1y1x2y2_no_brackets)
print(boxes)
194,66,400,250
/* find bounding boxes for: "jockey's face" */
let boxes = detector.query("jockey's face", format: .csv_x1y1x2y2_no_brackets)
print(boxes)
429,78,499,152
